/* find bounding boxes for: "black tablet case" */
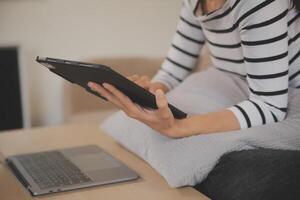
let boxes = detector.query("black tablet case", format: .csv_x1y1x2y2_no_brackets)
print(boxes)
36,57,187,119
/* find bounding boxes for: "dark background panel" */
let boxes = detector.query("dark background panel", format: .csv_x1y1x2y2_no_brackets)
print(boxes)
0,47,23,131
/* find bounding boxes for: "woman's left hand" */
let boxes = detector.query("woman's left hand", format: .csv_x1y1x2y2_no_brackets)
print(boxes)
88,82,182,138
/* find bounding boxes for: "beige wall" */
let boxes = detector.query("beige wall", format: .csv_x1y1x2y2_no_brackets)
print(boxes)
0,0,182,127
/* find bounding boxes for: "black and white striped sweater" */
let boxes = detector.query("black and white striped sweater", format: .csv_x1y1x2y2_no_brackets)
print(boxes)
152,0,300,129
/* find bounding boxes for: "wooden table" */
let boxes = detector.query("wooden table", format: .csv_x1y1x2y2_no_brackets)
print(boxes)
0,123,209,200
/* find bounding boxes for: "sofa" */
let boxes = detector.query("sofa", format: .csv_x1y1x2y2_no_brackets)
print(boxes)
63,48,300,200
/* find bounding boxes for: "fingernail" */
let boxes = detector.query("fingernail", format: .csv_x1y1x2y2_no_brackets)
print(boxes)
88,82,94,87
102,83,108,88
156,89,163,96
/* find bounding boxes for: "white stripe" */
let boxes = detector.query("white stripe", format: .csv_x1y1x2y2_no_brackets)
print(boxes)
227,106,248,129
153,0,299,129
168,48,198,67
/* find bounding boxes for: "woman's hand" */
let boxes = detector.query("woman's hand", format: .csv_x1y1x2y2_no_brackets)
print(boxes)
127,75,170,94
87,82,183,138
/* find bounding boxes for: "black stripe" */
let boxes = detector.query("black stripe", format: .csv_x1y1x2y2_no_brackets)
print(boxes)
206,0,275,33
250,87,288,96
180,16,202,30
212,54,244,64
161,68,183,82
242,32,287,46
296,85,300,89
247,70,288,79
289,70,300,81
288,12,300,26
207,39,241,48
242,9,288,30
203,0,241,22
244,52,288,63
176,30,205,45
289,49,300,65
248,100,266,124
288,32,300,45
171,44,199,58
271,112,278,122
234,105,251,128
264,102,288,113
166,57,192,72
290,1,296,10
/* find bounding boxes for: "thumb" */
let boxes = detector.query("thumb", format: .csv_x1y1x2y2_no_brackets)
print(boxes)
155,89,167,108
155,89,172,119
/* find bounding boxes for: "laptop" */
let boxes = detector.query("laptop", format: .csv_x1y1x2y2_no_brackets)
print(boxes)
6,145,139,196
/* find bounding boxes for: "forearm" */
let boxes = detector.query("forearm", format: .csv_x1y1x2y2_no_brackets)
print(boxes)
174,109,241,137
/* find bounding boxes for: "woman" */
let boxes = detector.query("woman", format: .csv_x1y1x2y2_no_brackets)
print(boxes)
88,0,300,138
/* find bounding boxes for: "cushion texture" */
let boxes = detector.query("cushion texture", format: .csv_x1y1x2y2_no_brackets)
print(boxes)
101,68,300,187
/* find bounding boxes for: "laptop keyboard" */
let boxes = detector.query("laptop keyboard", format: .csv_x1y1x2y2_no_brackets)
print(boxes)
18,151,92,189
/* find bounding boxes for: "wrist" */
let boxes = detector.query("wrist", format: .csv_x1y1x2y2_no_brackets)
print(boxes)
166,118,194,138
173,115,205,137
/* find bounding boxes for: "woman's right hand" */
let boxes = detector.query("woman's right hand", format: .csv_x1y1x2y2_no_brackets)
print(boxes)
127,75,169,94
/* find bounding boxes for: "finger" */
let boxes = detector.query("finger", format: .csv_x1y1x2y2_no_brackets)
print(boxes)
140,76,149,82
136,76,150,89
127,74,139,82
88,82,123,108
149,87,157,94
103,83,142,117
89,82,142,119
88,82,112,99
155,89,173,120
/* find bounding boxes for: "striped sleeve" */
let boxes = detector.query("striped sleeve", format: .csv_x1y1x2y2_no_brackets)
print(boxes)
152,0,205,89
228,0,290,129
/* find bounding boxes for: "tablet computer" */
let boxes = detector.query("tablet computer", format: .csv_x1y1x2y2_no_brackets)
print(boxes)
36,57,187,119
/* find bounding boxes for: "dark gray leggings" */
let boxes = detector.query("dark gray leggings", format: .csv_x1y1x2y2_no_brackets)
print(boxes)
194,149,300,200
